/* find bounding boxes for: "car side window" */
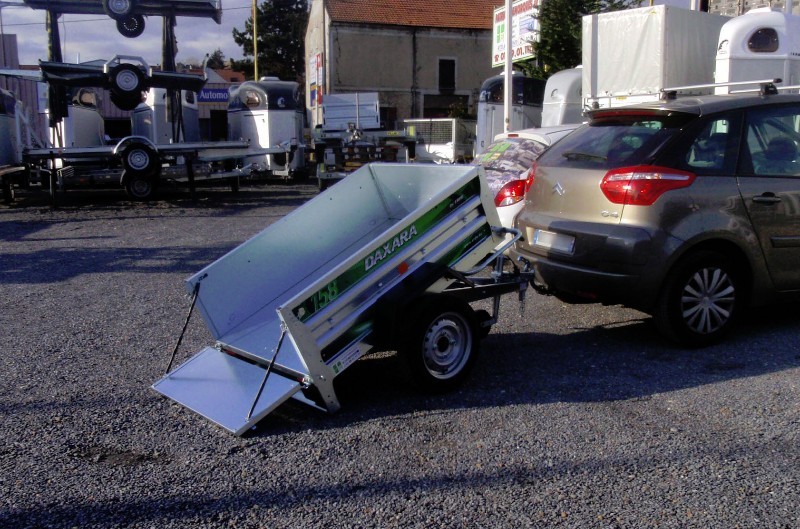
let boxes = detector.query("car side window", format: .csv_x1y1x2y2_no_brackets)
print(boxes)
744,106,800,177
684,118,731,174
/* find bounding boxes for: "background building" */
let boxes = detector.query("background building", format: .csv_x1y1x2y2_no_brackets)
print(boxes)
305,0,501,129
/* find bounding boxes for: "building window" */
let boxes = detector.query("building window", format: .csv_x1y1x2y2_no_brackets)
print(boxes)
439,59,455,95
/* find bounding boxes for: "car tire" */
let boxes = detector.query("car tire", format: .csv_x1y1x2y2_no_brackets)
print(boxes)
654,250,743,347
116,15,145,39
400,296,479,392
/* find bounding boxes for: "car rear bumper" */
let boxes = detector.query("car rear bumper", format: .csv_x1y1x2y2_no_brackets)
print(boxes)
510,220,671,309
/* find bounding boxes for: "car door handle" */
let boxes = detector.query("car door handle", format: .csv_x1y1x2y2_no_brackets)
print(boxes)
752,193,782,204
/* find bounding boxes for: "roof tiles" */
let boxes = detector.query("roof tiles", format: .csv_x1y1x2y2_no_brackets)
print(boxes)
325,0,503,30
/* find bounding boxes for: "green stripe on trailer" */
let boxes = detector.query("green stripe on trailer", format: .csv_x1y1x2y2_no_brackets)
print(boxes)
292,178,482,322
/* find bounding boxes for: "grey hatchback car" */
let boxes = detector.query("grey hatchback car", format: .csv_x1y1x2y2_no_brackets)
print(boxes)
510,90,800,346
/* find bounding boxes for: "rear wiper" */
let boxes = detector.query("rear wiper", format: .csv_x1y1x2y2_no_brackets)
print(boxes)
562,151,607,162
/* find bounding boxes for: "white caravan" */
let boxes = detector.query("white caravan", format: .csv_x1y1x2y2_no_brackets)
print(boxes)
475,73,546,155
540,67,584,127
227,78,305,178
132,88,201,144
715,8,800,92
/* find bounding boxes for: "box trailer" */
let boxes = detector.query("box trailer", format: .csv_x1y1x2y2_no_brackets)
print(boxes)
402,118,477,163
153,162,533,435
582,6,731,108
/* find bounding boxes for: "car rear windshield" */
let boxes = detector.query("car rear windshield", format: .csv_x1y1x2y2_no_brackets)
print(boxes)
537,111,696,170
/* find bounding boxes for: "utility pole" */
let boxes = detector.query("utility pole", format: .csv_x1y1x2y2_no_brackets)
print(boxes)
253,0,259,80
503,0,513,132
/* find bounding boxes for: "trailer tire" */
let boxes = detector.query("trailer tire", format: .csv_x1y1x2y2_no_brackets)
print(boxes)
124,172,158,201
115,15,146,38
104,0,136,18
109,63,145,97
400,296,479,392
110,91,142,111
121,143,158,177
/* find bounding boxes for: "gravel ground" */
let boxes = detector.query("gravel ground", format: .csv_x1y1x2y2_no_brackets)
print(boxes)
1,185,799,529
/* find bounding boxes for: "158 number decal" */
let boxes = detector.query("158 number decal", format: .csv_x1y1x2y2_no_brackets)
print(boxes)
311,280,340,312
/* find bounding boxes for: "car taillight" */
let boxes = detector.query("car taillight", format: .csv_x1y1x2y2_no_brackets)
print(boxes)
523,163,537,194
600,165,695,206
495,179,526,207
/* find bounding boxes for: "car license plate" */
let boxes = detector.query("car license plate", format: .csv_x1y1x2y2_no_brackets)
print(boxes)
533,229,575,253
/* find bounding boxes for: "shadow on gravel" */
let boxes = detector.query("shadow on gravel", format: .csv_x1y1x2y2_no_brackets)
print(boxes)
0,243,239,283
247,303,800,438
1,183,315,217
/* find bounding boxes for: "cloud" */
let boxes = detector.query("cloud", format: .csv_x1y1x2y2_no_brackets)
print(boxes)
1,2,252,66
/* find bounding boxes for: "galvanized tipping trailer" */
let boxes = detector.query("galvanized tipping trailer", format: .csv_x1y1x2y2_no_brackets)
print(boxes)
153,163,531,435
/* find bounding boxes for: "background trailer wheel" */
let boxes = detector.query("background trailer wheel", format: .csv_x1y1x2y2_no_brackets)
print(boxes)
116,15,145,39
109,63,145,97
123,171,158,201
400,296,480,392
103,0,136,17
121,143,158,177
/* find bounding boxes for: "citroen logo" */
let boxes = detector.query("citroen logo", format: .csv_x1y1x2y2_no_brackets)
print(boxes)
553,182,565,196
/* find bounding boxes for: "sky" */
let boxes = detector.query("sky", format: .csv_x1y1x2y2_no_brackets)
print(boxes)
0,1,254,66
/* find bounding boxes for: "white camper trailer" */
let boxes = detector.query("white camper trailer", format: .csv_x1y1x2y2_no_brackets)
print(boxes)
132,88,201,143
227,78,305,178
475,74,546,155
0,88,28,203
51,88,105,149
541,67,584,127
715,8,800,92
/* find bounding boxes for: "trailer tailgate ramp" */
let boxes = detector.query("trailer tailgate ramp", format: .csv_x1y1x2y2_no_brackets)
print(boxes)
152,346,303,436
153,162,503,435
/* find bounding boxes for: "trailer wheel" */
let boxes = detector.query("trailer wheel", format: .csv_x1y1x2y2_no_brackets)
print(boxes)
104,0,135,18
121,143,158,177
110,91,142,111
124,172,158,201
401,296,479,392
115,15,145,38
110,63,145,97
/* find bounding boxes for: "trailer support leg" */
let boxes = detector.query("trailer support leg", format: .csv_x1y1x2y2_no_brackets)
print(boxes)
247,324,287,421
165,280,202,374
185,153,196,201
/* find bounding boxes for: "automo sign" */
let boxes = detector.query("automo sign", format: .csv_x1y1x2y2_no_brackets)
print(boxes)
492,0,540,68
